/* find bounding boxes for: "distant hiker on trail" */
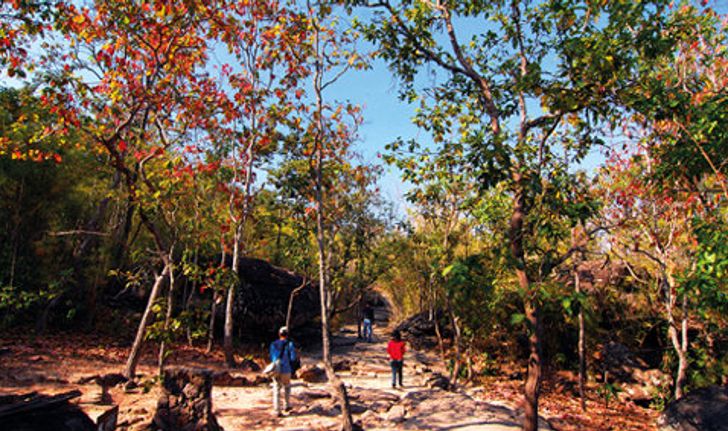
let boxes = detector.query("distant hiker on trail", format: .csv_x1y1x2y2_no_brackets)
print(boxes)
362,304,374,342
270,326,297,417
387,329,406,388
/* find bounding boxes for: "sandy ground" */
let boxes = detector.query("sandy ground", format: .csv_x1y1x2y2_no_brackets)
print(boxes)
0,302,656,430
209,304,550,431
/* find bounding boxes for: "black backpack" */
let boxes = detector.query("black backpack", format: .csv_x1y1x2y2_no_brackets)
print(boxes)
289,342,301,376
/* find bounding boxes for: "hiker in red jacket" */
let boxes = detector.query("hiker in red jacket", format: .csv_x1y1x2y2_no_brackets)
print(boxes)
387,330,406,388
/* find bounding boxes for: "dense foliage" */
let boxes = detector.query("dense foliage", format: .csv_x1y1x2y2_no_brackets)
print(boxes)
0,0,725,428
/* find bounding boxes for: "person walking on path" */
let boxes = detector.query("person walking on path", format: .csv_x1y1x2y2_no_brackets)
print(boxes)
270,326,297,416
362,304,375,342
387,330,406,388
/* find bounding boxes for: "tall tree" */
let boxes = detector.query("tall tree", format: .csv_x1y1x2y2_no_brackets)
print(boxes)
604,3,727,398
211,0,310,368
303,2,366,428
385,139,479,383
601,140,718,400
354,1,679,428
623,3,727,200
21,0,231,379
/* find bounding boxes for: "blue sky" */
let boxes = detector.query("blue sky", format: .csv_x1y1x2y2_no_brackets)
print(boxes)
4,0,724,217
328,56,420,214
329,0,728,215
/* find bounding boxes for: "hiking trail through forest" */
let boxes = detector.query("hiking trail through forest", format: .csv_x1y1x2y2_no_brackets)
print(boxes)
212,300,552,431
4,297,641,430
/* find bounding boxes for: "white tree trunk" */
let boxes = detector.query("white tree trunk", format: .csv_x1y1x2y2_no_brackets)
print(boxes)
124,261,170,380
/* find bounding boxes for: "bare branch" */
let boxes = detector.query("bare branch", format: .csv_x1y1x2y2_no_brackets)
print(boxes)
47,230,109,237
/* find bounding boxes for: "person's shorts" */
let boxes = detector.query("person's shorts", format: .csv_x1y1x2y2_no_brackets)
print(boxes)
274,373,291,385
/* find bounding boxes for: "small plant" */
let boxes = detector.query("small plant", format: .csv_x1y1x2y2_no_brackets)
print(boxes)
142,375,162,393
597,382,622,408
477,352,499,376
649,379,672,411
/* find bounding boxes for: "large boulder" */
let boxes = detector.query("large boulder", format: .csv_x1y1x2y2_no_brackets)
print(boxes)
115,256,321,344
600,342,649,380
425,373,451,390
298,364,328,383
598,342,670,404
232,257,321,343
151,367,222,431
657,385,728,431
0,391,96,431
212,371,269,387
394,311,452,349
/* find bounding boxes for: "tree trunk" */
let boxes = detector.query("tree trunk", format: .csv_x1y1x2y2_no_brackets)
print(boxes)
315,180,354,430
8,178,25,288
523,298,542,431
286,277,307,330
224,224,244,368
124,262,170,380
433,304,447,362
35,294,63,335
509,176,541,431
85,266,105,329
666,273,689,400
576,270,587,412
314,126,354,431
109,195,135,272
223,277,236,367
158,259,176,375
357,297,363,339
465,344,474,383
311,18,354,427
448,305,462,388
669,294,689,399
206,297,217,354
224,264,236,365
184,246,198,346
419,276,425,314
274,207,283,266
207,247,226,353
223,124,256,367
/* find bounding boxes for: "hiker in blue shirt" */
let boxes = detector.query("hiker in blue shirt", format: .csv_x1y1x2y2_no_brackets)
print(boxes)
270,326,297,416
362,304,374,342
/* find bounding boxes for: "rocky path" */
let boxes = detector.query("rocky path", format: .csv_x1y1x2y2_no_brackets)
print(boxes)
212,303,552,431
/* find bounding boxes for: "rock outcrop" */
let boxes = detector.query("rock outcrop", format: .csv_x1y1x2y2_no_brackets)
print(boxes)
598,342,670,404
151,367,222,431
213,371,269,387
0,391,96,431
233,258,321,343
393,311,451,349
298,364,328,383
657,385,728,431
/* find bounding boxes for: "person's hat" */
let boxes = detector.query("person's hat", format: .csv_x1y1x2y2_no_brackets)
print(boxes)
279,326,289,336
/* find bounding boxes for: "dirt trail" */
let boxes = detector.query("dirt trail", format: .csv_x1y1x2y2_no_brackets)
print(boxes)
213,302,552,431
0,301,553,430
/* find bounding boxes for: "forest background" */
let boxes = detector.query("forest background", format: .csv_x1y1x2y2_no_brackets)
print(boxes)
0,1,726,430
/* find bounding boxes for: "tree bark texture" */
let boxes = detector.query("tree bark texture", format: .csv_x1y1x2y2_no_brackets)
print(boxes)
668,294,689,400
124,262,170,380
509,176,541,431
286,277,307,330
309,5,355,428
576,270,586,412
224,226,242,368
158,259,176,375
